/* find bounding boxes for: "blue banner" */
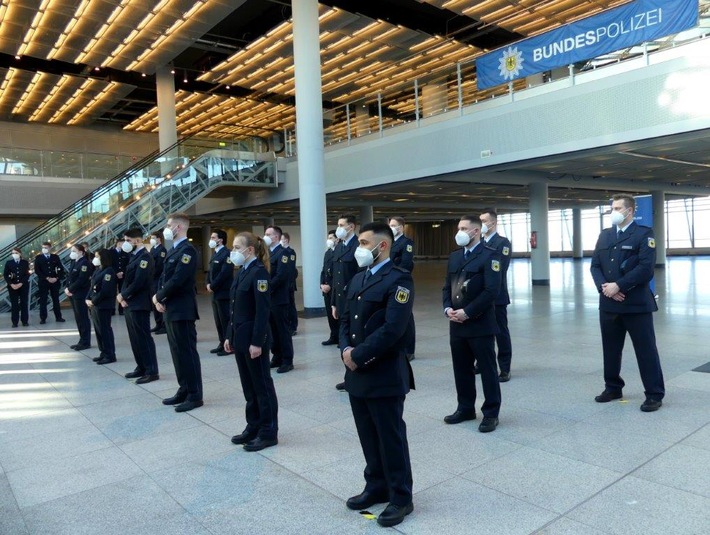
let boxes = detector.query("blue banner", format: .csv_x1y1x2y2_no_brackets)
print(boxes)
476,0,698,90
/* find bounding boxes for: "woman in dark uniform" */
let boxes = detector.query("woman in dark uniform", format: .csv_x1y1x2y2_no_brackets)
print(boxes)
224,232,279,452
87,249,117,364
64,244,92,350
4,248,30,327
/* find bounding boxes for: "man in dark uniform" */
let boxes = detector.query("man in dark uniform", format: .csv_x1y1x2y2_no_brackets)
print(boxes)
590,194,665,412
34,241,66,324
389,216,416,361
112,238,131,316
4,248,30,327
119,228,159,383
206,229,234,356
149,232,167,334
153,213,203,412
443,215,502,433
264,225,296,373
320,230,338,345
480,209,513,382
332,214,360,391
281,232,299,336
340,222,415,528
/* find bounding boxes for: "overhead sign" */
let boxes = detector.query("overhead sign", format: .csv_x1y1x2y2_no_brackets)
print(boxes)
475,0,698,90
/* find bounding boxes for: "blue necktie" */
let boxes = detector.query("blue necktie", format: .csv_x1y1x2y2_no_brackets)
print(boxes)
363,269,371,283
464,250,470,260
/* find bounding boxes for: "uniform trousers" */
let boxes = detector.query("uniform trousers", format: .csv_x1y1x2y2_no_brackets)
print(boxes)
71,296,91,345
288,287,298,332
599,310,665,399
450,335,501,417
406,314,416,356
349,394,413,507
269,304,294,365
234,339,278,439
165,319,203,401
323,291,338,341
125,308,159,375
211,297,230,345
8,286,29,325
494,305,512,373
38,282,62,320
90,308,115,359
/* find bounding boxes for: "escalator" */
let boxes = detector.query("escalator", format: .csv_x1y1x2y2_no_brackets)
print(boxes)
0,136,278,313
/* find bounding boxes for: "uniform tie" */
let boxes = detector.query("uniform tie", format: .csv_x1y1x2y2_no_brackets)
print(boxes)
617,229,624,239
363,269,371,283
464,249,470,261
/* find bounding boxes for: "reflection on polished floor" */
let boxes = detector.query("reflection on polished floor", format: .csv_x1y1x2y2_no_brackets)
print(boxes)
1,257,709,535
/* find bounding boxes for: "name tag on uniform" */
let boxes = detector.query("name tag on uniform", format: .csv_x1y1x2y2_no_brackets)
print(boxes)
622,245,633,250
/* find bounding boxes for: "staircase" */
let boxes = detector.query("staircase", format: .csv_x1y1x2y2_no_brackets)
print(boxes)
0,137,278,313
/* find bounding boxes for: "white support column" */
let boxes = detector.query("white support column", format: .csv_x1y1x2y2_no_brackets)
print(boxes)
651,190,666,268
359,205,373,226
155,67,177,174
292,0,327,315
572,207,583,260
529,182,550,285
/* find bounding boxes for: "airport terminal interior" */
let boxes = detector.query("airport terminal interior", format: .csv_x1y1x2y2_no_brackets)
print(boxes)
1,1,710,534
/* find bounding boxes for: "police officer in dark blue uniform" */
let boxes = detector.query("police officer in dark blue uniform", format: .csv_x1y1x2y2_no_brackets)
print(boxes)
87,249,117,364
4,248,30,327
154,213,203,412
443,215,502,433
281,232,299,335
332,214,360,390
119,228,159,384
340,222,415,528
224,232,279,452
149,232,167,334
207,229,234,356
480,209,513,381
264,225,296,374
591,194,665,412
320,230,338,345
389,216,416,361
34,241,66,324
65,244,92,350
112,238,131,316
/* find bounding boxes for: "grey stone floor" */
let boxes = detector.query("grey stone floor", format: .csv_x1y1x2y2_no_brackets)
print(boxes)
1,257,709,535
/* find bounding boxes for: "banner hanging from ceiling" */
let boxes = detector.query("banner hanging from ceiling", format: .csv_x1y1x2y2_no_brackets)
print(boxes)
475,0,699,90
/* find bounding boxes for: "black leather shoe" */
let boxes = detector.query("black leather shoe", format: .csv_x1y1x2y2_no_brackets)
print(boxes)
444,410,476,424
216,350,230,356
640,398,662,412
406,353,415,361
11,324,18,328
346,491,389,510
124,370,144,379
92,356,102,362
243,436,278,452
22,322,29,327
70,344,79,349
73,344,90,351
56,317,65,322
377,502,414,527
174,400,203,412
209,346,222,354
335,382,346,392
499,371,511,382
135,375,159,384
231,430,257,445
276,364,294,374
40,319,46,325
162,394,187,406
96,357,116,364
270,358,281,369
321,338,338,346
153,328,166,335
595,390,623,403
478,417,499,433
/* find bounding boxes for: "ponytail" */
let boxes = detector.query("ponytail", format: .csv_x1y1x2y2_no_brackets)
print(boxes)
237,232,271,273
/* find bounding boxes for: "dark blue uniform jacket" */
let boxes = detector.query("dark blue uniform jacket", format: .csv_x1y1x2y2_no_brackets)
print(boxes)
227,260,271,353
268,244,295,306
485,233,511,306
121,248,154,311
390,235,414,272
88,267,118,309
66,256,91,296
157,240,199,321
208,247,234,300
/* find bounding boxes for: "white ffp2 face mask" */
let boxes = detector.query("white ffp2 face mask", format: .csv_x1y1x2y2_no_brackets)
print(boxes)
262,235,272,247
121,241,133,253
69,251,79,260
610,210,626,226
335,227,348,240
354,244,381,268
92,257,101,267
208,240,217,249
230,250,246,266
455,230,471,247
163,227,174,241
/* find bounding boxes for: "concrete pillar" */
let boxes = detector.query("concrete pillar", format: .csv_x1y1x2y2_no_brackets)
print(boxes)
292,0,327,315
529,182,550,285
201,225,211,273
359,205,373,226
155,67,178,174
572,207,583,260
651,190,666,268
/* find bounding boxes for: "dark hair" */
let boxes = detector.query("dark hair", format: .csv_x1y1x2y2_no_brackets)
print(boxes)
282,232,290,241
81,242,92,258
612,194,635,211
360,222,394,243
98,248,113,269
73,244,85,254
266,225,283,239
12,248,22,255
42,241,52,248
389,216,405,226
124,227,144,239
328,229,337,236
338,214,356,226
150,230,163,241
237,232,271,273
115,237,125,245
460,215,482,227
214,229,227,244
480,208,498,221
